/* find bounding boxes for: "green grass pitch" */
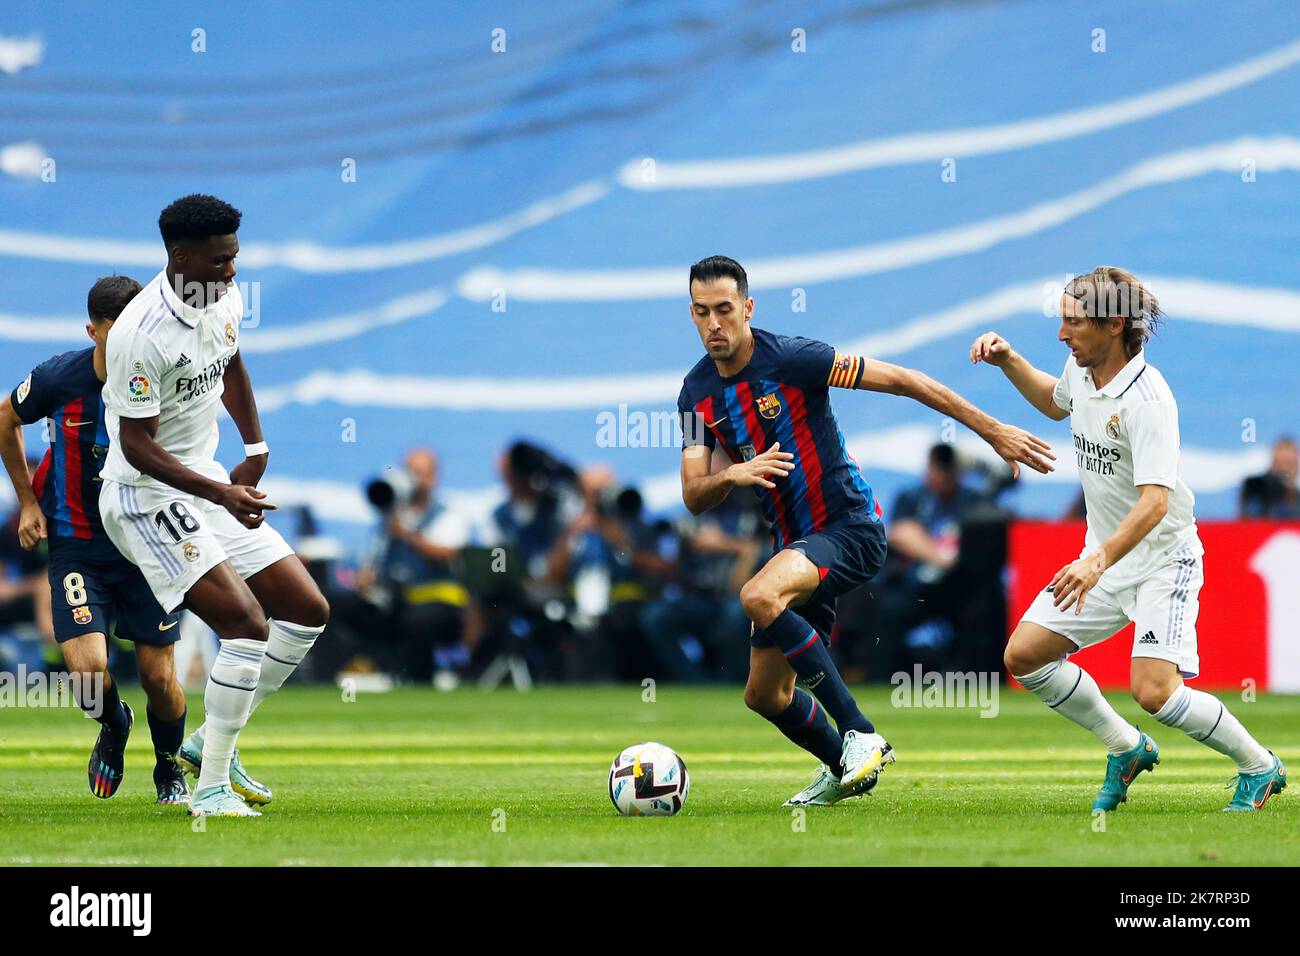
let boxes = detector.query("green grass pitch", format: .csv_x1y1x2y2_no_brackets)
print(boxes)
1,685,1296,866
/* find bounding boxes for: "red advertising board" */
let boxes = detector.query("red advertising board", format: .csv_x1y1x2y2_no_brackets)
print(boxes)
1007,521,1300,691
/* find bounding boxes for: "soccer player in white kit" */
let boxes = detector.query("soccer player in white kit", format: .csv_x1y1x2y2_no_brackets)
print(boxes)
971,266,1285,813
99,194,330,817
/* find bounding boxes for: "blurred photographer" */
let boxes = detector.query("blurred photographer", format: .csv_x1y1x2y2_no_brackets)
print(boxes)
845,442,1012,676
640,469,763,683
487,440,581,578
331,447,470,685
473,440,583,681
546,466,674,679
1240,437,1300,519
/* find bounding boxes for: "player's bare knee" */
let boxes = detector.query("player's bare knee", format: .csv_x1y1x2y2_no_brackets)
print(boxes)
62,641,108,677
300,591,330,629
1003,640,1042,678
739,579,783,628
743,683,789,716
218,601,269,643
1131,678,1177,715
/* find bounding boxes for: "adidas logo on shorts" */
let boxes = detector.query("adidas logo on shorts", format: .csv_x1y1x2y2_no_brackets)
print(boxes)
1137,630,1158,645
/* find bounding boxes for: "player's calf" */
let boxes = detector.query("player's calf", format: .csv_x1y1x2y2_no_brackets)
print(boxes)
1150,683,1276,783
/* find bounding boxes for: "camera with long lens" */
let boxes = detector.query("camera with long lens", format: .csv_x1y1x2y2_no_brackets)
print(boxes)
595,485,643,521
365,467,416,513
508,441,579,504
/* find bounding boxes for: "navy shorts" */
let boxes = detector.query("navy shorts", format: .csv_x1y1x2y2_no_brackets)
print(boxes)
47,540,181,646
750,517,888,649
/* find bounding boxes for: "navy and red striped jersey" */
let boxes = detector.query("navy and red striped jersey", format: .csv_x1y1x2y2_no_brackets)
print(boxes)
678,327,881,549
10,348,116,555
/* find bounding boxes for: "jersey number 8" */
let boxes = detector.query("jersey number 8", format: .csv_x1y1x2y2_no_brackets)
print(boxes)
63,572,87,607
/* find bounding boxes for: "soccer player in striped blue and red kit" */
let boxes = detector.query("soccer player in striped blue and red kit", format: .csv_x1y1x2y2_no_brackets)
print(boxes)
0,276,189,805
678,256,1055,805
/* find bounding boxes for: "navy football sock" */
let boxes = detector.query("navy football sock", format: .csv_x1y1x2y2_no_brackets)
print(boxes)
766,688,843,767
757,608,873,734
86,676,128,732
147,706,187,773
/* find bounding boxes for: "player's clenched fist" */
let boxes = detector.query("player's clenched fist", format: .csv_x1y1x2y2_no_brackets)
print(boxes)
17,501,46,550
970,331,1014,367
219,484,277,529
726,441,795,491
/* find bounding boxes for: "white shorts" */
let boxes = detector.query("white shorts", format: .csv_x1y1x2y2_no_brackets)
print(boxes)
99,479,294,613
1019,542,1203,678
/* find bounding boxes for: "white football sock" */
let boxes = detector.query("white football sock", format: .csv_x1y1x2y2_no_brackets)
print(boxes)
249,619,323,715
1153,685,1273,773
196,639,265,793
1018,660,1140,755
189,620,322,744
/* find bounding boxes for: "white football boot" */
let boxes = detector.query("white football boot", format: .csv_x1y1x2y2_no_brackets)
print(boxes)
784,765,847,806
189,784,262,818
839,730,895,797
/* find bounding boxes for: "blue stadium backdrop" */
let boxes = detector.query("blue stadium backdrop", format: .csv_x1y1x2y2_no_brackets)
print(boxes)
2,0,1298,553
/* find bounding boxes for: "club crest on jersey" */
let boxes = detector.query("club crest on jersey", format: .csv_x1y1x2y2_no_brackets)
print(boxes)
756,391,782,420
16,374,31,404
1106,414,1121,440
127,375,151,403
740,443,757,461
182,542,201,563
224,321,236,346
72,606,92,626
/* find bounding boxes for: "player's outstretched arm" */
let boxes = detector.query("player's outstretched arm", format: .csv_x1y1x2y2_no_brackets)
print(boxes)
118,415,275,530
856,358,1055,478
680,442,794,515
969,332,1069,422
0,395,45,548
221,351,269,488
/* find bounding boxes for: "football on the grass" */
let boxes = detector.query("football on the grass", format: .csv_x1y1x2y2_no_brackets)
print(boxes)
608,742,690,816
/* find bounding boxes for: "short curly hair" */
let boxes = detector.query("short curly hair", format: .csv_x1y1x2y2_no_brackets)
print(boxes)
87,275,142,322
158,194,242,246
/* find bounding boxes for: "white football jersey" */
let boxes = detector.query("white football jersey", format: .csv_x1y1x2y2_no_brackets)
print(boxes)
1052,349,1200,590
101,270,243,490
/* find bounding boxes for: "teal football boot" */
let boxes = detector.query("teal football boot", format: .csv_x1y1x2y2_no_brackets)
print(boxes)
1092,730,1160,812
176,730,273,806
1224,754,1286,812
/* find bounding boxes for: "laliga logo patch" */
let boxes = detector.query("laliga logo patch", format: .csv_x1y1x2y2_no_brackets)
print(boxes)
72,606,92,625
756,391,782,420
224,321,236,346
16,374,31,404
182,542,201,563
1106,414,1121,440
740,443,757,461
127,375,151,403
